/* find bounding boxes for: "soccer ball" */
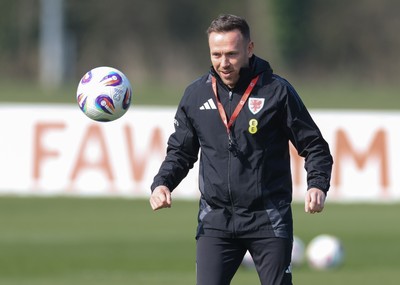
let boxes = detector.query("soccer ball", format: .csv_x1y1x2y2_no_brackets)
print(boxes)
306,234,344,270
291,236,305,267
241,250,255,269
77,66,132,122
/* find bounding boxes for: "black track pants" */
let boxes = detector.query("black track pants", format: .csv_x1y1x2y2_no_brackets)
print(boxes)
196,236,293,285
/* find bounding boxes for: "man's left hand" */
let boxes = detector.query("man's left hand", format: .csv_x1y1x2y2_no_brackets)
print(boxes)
305,188,326,214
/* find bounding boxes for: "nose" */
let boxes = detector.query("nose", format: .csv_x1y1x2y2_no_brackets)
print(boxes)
221,56,230,68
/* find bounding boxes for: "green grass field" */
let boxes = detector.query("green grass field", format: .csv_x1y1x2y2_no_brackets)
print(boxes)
0,197,399,285
0,79,399,110
1,78,399,284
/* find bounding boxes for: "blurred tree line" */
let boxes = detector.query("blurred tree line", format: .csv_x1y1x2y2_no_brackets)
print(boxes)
0,0,399,86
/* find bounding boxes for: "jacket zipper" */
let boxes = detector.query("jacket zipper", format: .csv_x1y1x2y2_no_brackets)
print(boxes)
227,90,237,237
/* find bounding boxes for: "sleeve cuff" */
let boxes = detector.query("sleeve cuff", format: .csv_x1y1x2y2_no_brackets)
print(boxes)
307,178,330,193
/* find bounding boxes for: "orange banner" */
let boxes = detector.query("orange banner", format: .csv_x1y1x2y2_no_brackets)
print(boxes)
0,105,399,202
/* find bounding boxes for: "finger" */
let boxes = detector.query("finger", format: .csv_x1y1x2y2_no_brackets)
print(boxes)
150,194,163,210
310,201,324,213
306,199,319,214
305,193,311,213
309,199,317,211
150,194,171,211
314,194,325,212
149,197,160,210
165,191,172,207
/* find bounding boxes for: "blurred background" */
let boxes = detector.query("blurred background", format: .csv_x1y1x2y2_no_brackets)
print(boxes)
0,0,399,284
0,0,398,106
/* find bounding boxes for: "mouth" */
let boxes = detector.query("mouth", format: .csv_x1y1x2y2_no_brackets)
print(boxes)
220,70,233,77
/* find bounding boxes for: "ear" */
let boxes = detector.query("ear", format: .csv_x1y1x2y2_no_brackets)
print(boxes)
247,41,254,58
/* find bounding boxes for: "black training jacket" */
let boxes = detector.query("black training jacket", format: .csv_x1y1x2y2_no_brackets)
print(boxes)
151,55,333,240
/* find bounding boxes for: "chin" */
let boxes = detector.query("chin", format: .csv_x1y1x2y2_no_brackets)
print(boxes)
220,77,233,85
226,81,237,88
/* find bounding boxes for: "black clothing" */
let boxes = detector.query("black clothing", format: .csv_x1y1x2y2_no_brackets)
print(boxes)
196,237,292,285
151,55,333,240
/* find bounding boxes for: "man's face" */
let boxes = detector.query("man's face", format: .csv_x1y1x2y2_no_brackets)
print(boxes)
208,29,254,89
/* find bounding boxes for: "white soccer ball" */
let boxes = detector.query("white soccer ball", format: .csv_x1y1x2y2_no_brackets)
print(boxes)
77,66,132,122
306,234,344,270
291,236,305,267
241,250,255,269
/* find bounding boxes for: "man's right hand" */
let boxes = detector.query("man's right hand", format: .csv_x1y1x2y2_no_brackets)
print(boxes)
150,186,172,211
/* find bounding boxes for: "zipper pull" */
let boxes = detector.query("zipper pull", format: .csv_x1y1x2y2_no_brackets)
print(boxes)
229,91,233,101
228,133,239,157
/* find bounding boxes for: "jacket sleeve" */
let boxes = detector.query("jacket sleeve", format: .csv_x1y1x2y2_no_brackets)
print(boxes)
282,84,333,193
151,99,200,192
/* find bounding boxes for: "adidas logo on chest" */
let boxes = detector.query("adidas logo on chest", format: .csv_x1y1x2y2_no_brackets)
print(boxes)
199,98,217,110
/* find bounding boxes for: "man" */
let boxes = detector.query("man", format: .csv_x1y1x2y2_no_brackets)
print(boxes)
150,14,333,285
